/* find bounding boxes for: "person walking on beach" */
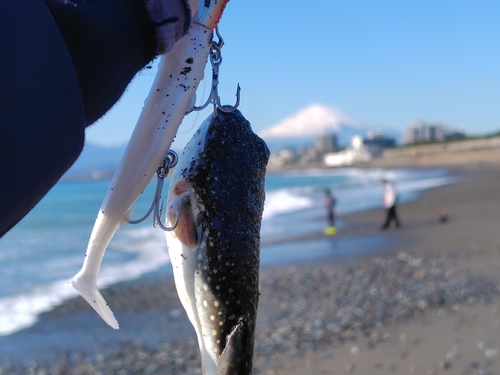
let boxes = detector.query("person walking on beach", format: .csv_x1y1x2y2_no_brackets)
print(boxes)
324,189,337,235
381,179,401,230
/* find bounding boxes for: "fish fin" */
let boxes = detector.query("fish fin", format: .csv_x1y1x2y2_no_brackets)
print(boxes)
71,272,119,329
216,318,251,375
171,196,197,246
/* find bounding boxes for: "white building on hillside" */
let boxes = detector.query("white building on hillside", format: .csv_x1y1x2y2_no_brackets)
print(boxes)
323,136,371,167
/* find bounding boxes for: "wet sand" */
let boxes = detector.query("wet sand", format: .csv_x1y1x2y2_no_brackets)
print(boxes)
1,164,500,374
269,164,500,375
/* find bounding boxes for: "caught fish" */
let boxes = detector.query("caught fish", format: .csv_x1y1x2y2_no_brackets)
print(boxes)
166,109,269,375
70,0,229,328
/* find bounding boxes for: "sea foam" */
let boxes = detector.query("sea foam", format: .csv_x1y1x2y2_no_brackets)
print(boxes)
0,167,458,336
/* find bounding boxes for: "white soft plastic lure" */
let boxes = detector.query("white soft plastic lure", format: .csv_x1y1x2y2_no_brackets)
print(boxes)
71,0,229,329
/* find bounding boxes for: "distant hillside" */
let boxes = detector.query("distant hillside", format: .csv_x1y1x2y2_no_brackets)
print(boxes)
63,143,127,180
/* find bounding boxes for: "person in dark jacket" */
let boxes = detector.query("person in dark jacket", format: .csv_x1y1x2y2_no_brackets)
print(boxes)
0,0,191,237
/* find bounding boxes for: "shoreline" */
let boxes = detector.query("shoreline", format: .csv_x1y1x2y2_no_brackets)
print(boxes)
1,164,499,374
0,165,450,339
267,164,500,375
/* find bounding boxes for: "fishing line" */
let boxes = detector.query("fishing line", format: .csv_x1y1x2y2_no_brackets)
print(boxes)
175,62,209,137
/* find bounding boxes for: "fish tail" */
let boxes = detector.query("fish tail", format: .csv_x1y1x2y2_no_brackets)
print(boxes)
216,316,254,375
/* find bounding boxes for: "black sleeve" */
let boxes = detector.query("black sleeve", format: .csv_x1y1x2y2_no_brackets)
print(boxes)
0,0,86,237
45,0,190,125
0,0,191,237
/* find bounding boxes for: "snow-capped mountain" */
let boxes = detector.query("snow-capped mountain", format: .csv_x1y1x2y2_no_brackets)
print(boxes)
258,104,371,149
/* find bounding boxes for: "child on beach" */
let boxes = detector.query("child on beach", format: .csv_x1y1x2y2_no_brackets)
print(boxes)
324,189,337,235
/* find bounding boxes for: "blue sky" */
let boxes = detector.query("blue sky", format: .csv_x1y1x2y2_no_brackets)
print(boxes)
86,0,500,148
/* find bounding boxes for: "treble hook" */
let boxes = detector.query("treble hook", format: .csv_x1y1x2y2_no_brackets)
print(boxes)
192,26,240,116
128,151,180,231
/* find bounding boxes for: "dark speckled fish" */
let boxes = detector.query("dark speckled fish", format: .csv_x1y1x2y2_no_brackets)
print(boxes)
166,109,269,375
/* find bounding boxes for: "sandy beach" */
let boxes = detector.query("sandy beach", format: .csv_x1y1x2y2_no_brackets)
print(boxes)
269,164,500,375
1,163,499,374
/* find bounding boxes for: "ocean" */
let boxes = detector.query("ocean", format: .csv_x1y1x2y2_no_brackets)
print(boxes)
0,167,457,336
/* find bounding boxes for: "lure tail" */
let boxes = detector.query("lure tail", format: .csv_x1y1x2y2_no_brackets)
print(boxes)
71,271,119,329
